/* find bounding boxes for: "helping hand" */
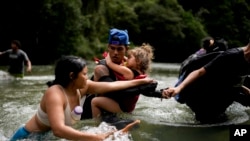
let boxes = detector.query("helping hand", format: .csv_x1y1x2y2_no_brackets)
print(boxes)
93,131,116,141
162,87,179,99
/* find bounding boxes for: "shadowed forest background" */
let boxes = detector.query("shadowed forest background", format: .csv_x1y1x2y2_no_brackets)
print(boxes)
0,0,249,65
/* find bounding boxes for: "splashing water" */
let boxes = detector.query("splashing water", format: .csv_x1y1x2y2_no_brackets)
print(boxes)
81,122,133,141
1,64,250,141
133,95,250,127
0,131,8,141
0,70,14,80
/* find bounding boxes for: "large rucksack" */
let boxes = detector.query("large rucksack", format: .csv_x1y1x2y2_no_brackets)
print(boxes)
175,51,240,123
178,51,224,80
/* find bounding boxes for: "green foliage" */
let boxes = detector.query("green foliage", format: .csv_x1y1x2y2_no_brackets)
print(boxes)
133,0,207,62
39,0,84,59
178,0,250,47
1,0,249,64
103,0,140,44
180,11,208,49
80,1,110,59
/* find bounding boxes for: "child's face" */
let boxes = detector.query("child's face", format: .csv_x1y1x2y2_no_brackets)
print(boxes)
126,54,137,69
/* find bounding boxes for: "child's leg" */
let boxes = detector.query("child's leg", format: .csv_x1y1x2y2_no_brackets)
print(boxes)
91,97,122,118
120,119,140,133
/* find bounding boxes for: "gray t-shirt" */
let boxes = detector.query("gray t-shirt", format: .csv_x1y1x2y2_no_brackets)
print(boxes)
2,49,29,74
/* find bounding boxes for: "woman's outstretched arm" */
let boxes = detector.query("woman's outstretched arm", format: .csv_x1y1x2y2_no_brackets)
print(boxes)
86,78,154,95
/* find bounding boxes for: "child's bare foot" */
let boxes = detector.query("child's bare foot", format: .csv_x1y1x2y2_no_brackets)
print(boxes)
120,119,141,133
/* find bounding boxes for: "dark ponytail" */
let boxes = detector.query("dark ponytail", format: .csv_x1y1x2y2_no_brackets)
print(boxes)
46,55,86,87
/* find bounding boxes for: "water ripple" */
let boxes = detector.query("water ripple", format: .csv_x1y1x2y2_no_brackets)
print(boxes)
133,96,250,127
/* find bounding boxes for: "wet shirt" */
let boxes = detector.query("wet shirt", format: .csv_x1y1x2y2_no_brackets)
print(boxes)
177,47,250,120
204,47,250,87
2,49,29,74
37,85,86,126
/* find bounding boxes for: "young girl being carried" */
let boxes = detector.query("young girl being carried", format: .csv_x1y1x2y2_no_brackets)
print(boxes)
91,43,154,119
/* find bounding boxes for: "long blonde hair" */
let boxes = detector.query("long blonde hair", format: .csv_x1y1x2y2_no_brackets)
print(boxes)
127,43,154,74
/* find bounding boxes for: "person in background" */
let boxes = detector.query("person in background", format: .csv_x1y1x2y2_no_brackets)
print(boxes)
179,36,228,75
91,43,155,118
195,36,228,55
10,55,154,141
162,38,250,123
0,40,32,78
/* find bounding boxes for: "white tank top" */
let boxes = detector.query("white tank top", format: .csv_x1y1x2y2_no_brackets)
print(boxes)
36,85,86,126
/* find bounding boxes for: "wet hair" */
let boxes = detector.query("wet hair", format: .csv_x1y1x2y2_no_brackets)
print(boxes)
46,55,86,87
201,36,214,50
127,43,154,74
11,40,21,48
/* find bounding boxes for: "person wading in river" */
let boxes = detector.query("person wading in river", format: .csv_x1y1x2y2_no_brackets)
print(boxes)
10,55,154,141
162,38,250,123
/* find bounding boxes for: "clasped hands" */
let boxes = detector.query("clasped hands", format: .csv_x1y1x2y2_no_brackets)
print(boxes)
161,87,180,99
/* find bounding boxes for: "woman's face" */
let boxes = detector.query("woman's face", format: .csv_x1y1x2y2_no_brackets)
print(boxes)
74,66,88,89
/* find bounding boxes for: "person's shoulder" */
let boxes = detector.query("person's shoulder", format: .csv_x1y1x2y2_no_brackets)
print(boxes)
94,59,108,70
97,59,107,65
2,49,12,53
45,85,63,96
195,48,206,56
18,49,27,54
44,85,66,104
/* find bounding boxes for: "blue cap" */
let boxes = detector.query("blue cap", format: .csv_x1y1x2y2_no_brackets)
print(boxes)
108,28,130,45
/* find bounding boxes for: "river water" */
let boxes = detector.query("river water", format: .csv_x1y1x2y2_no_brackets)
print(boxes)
0,62,250,141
